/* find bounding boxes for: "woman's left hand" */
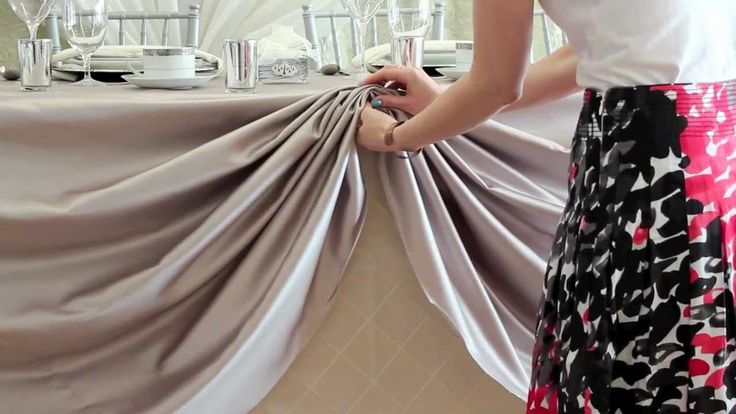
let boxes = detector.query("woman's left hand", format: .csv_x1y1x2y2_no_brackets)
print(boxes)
356,106,400,152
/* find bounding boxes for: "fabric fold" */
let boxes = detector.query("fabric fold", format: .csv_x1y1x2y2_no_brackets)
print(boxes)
0,86,370,414
1,82,577,411
378,114,571,399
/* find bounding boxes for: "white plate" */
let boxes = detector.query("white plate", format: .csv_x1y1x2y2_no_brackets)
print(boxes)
56,61,217,73
122,73,217,89
436,67,468,80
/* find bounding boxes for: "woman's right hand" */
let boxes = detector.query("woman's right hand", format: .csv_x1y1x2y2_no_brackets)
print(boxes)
361,66,441,115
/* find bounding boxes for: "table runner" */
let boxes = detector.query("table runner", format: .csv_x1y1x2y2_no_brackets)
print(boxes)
0,77,578,411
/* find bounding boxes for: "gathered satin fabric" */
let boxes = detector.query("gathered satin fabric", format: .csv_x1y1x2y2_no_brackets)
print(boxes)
0,85,370,413
378,113,571,399
0,80,576,411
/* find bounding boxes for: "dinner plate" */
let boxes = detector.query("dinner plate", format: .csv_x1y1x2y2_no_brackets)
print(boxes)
121,73,217,89
436,67,469,80
55,61,217,73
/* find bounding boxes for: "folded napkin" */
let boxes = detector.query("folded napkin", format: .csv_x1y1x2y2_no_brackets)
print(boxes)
53,45,222,68
350,40,471,71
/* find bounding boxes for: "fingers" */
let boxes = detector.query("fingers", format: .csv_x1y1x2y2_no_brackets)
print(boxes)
371,94,412,113
360,65,416,86
385,80,406,90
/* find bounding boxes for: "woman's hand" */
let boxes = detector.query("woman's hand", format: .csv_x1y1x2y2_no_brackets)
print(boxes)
356,106,399,152
361,66,441,115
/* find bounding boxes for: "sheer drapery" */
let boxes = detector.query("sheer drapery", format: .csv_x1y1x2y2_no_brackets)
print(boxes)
198,0,340,53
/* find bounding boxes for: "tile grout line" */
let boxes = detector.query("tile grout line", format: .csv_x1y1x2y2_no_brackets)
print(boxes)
342,278,430,413
451,379,485,414
303,273,403,414
397,332,459,414
346,322,427,413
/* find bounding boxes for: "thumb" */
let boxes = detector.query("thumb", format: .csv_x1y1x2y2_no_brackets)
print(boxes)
371,94,411,113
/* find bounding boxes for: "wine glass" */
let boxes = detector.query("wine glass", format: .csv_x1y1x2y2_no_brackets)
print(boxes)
339,0,384,79
62,0,107,86
6,0,57,39
387,0,430,38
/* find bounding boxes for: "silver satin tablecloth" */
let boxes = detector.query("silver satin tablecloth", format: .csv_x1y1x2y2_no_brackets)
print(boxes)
0,75,581,412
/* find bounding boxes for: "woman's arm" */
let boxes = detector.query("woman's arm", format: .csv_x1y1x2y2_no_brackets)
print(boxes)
501,44,580,112
357,0,535,152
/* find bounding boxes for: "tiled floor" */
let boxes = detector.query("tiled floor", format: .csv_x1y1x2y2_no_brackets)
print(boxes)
251,154,525,414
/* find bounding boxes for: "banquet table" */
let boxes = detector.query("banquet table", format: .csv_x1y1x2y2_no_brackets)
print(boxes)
0,74,580,413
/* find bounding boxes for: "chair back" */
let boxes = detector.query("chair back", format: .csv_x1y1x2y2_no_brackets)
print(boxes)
302,1,446,69
44,4,201,53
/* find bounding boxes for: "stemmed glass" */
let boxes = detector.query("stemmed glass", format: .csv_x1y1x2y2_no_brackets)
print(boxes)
339,0,384,79
6,0,57,39
62,0,108,86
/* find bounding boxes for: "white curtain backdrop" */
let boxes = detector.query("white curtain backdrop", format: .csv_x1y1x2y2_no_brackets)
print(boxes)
198,0,340,53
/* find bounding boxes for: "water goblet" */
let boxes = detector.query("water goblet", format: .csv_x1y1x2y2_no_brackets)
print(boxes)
6,0,56,39
62,0,108,86
339,0,384,80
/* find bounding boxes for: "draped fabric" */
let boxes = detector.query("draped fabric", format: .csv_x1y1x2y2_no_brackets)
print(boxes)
0,76,580,411
0,85,368,414
378,107,573,399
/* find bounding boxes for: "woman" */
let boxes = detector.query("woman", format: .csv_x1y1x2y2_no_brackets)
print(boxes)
357,1,736,412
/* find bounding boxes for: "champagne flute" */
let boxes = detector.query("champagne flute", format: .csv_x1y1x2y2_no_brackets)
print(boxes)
6,0,56,39
339,0,384,79
62,0,107,86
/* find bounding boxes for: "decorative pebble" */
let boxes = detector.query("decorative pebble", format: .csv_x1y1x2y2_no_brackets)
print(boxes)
319,63,340,76
0,66,20,81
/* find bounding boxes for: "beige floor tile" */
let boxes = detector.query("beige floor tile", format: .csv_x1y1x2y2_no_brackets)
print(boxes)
377,350,431,408
248,406,268,414
289,391,338,414
455,377,525,414
343,322,400,379
339,262,399,318
436,347,487,401
373,287,428,344
251,373,307,414
316,294,367,351
289,337,338,388
347,383,403,414
405,378,463,414
313,356,371,413
396,272,438,314
403,317,458,372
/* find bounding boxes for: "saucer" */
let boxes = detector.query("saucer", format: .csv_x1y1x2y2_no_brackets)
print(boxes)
436,67,468,81
122,73,217,89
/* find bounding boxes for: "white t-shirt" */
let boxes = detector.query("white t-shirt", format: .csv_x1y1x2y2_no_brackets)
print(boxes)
539,0,736,91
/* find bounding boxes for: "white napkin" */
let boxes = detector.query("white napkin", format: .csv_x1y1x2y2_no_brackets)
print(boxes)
258,25,315,60
52,45,221,67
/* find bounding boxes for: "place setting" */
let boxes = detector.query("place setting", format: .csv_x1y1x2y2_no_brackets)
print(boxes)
2,0,474,94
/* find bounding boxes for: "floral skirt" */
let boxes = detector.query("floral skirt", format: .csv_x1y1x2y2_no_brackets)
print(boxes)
526,80,736,414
